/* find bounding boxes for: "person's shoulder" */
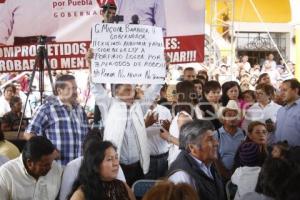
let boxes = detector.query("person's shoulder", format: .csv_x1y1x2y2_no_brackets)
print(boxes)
248,102,259,109
238,166,261,173
213,127,224,138
0,96,6,103
48,161,63,177
69,187,85,200
169,170,195,186
156,104,169,112
64,157,83,172
0,156,21,174
169,170,191,180
34,101,53,113
156,104,172,116
2,111,13,118
236,127,246,135
2,140,20,151
0,155,9,166
178,111,191,118
295,98,300,106
241,192,273,200
270,101,281,106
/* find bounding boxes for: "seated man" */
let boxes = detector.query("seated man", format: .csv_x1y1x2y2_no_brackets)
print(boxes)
0,136,63,200
1,96,28,132
168,120,226,200
214,100,245,180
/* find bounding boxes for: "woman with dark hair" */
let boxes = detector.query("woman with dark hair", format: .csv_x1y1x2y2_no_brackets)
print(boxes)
234,121,268,168
271,141,289,159
257,73,271,85
198,80,222,129
68,141,135,200
192,79,204,102
241,158,295,200
231,121,268,200
221,81,243,107
220,81,246,126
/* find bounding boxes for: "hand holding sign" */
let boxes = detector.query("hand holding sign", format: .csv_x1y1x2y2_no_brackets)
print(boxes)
91,23,166,84
85,48,94,67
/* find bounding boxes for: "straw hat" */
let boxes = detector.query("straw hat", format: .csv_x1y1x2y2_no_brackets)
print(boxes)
218,100,241,119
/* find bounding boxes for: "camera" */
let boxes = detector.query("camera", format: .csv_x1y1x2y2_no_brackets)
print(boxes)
112,15,124,23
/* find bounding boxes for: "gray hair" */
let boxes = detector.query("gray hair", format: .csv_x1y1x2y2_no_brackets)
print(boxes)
179,119,215,152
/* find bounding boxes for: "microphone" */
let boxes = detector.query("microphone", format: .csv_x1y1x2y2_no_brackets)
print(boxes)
131,15,139,24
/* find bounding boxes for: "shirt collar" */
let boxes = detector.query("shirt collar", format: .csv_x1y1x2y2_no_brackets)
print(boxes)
55,96,79,108
286,98,300,108
190,154,212,169
258,100,273,108
18,155,36,180
220,126,244,137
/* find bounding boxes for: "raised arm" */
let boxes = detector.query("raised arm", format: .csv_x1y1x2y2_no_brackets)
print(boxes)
87,48,112,119
140,84,162,115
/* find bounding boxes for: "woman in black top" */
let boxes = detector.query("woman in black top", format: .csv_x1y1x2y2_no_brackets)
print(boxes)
68,141,135,200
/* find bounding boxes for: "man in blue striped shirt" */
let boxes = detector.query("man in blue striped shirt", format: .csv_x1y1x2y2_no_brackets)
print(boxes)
25,75,89,165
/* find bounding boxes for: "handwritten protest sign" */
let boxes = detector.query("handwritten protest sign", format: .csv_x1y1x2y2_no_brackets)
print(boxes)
91,23,166,84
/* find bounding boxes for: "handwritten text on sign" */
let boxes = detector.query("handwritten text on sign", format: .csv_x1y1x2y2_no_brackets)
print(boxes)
91,23,166,84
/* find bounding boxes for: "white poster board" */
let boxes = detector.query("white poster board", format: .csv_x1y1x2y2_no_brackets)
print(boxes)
91,23,166,84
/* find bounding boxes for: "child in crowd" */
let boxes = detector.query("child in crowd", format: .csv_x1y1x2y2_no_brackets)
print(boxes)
271,141,289,159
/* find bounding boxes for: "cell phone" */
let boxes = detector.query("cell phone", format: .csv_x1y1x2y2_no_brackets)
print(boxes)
265,118,273,124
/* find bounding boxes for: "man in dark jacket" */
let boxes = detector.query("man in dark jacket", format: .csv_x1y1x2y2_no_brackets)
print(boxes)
168,119,226,200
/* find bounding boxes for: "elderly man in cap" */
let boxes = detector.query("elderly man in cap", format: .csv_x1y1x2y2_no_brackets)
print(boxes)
168,120,226,200
214,100,245,180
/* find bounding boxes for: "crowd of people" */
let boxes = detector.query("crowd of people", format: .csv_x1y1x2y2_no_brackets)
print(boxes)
1,0,300,199
0,51,300,200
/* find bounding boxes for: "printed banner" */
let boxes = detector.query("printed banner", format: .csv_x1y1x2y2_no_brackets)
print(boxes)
0,42,90,72
91,23,165,84
0,0,205,73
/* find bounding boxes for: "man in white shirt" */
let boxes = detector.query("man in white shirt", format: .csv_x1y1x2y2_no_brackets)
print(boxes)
168,120,226,200
0,136,63,200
